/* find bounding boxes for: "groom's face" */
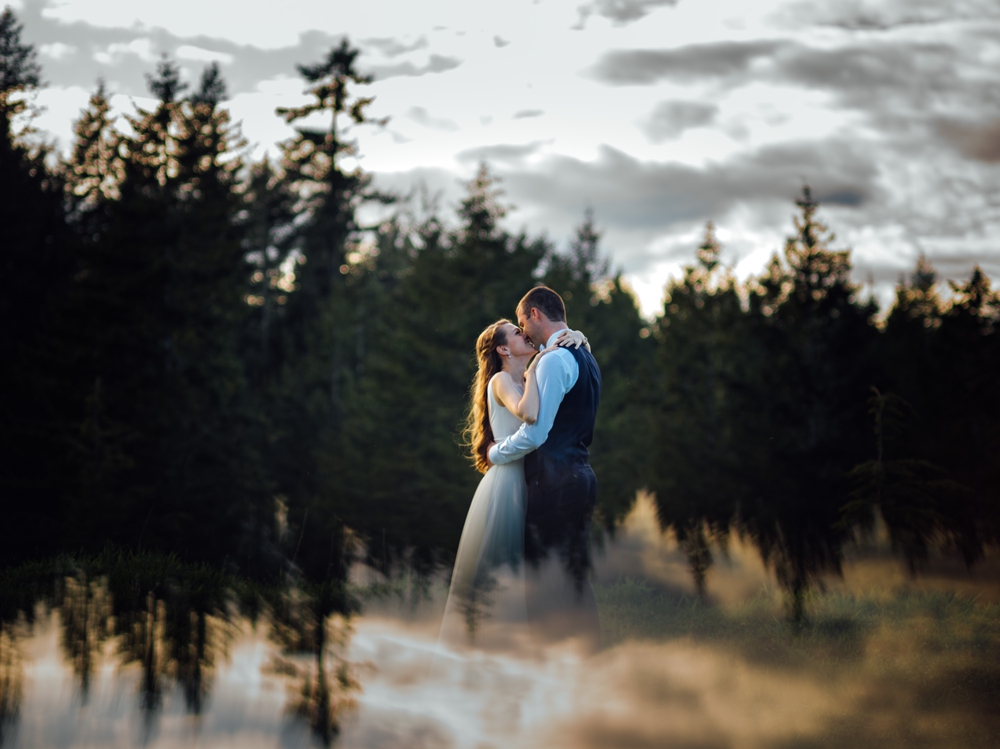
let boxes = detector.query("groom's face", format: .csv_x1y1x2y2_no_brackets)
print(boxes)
517,307,541,348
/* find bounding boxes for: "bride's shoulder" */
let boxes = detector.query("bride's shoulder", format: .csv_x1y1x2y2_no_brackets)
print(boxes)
490,370,519,399
489,370,511,390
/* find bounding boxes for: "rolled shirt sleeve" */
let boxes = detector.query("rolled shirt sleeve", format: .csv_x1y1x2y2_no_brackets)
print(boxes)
488,334,579,466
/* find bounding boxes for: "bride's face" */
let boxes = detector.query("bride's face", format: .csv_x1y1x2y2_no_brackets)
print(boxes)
501,323,536,359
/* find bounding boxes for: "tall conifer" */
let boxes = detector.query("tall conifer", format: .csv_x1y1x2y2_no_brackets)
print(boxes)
0,7,75,561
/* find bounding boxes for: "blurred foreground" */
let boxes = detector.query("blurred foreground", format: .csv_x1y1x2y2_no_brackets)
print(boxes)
1,495,997,749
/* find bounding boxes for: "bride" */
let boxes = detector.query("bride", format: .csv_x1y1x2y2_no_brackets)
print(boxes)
436,319,587,652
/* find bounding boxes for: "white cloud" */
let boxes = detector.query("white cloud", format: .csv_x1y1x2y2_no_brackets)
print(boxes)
406,105,459,131
39,42,76,60
32,85,91,150
93,38,156,65
228,77,303,158
176,45,235,65
22,0,1000,318
39,0,528,50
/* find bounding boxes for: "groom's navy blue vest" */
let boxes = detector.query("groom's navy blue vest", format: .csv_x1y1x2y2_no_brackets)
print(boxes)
524,344,601,479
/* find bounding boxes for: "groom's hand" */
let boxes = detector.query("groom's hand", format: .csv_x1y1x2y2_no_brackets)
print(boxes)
486,442,496,467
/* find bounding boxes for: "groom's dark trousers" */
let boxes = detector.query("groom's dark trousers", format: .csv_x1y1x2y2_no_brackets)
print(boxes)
523,344,601,648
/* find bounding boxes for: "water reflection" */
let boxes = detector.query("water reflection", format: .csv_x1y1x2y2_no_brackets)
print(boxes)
60,574,112,702
0,498,997,748
267,583,361,745
0,626,22,747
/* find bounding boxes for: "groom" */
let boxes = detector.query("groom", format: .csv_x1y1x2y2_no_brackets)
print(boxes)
487,286,601,648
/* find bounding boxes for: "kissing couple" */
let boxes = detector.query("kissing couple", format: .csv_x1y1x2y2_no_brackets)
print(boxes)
437,286,602,656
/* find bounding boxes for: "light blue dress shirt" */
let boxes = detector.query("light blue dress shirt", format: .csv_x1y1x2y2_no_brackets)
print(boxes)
488,329,580,466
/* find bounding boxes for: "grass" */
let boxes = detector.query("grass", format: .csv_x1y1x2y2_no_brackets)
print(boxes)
594,578,1000,747
596,578,1000,657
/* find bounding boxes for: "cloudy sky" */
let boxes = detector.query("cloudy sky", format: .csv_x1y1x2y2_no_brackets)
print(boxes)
12,0,1000,314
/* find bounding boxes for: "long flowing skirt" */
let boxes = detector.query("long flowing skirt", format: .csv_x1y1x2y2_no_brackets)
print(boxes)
437,460,529,654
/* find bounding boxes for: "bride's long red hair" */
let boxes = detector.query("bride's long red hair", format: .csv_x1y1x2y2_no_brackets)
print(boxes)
463,320,511,473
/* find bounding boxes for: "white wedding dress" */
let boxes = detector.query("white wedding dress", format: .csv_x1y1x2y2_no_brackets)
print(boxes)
437,373,530,653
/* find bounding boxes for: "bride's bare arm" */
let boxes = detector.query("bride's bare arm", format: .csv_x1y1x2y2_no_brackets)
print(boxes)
491,351,552,424
554,329,590,352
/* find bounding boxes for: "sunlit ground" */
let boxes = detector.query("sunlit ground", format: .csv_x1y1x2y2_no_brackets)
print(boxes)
2,494,998,748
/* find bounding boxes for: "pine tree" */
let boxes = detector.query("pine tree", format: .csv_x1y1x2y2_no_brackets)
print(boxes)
0,6,41,130
935,268,1000,563
65,59,251,559
865,254,1000,576
737,186,878,621
266,40,389,581
0,7,76,562
859,256,950,566
650,221,746,594
65,81,118,208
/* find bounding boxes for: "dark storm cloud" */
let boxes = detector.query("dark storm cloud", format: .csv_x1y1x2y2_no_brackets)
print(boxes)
360,36,429,58
588,41,786,85
936,119,1000,163
773,42,986,115
777,0,1000,31
374,138,876,255
590,34,1000,142
638,101,718,142
588,37,969,105
573,0,680,29
453,139,877,240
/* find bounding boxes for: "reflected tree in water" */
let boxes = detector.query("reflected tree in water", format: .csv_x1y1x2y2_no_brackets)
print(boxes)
60,573,112,701
117,592,170,732
267,579,360,746
0,625,23,748
113,562,232,721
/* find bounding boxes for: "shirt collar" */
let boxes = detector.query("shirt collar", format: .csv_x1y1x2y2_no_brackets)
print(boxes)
541,329,568,351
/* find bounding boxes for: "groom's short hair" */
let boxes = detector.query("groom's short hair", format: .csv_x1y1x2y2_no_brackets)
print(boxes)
518,286,566,323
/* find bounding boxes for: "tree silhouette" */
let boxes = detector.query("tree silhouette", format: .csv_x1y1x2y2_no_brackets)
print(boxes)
0,6,41,126
0,7,76,563
145,55,187,103
737,186,878,621
59,59,251,558
650,221,746,595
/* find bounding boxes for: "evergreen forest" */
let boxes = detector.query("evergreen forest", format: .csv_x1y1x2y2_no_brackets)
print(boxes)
3,8,999,620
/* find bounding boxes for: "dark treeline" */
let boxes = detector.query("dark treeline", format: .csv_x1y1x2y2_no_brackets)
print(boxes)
2,8,998,618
